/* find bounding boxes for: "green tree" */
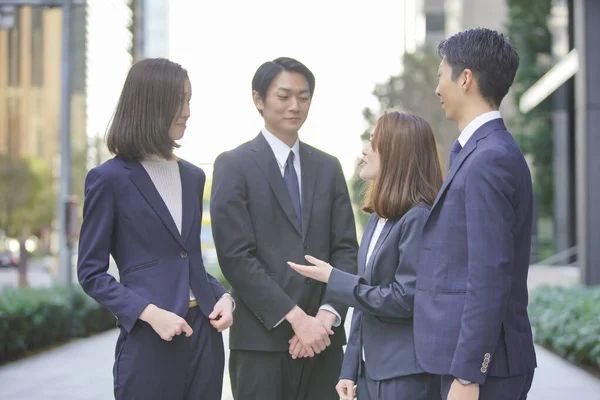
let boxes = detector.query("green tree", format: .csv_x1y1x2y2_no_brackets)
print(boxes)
506,0,553,217
349,46,457,229
0,156,55,237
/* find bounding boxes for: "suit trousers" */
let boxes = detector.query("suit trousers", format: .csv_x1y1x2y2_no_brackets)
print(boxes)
357,362,440,400
229,345,344,400
113,306,224,400
440,371,535,400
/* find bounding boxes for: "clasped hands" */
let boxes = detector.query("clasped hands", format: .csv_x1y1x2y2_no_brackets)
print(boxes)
286,255,337,359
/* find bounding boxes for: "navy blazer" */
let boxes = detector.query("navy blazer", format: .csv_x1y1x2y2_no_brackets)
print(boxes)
77,156,227,333
329,205,428,382
414,119,537,384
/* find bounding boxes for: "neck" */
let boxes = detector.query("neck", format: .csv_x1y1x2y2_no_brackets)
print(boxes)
265,124,298,148
456,103,498,132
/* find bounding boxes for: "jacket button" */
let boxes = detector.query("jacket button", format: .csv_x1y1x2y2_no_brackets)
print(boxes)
180,251,188,259
304,277,311,284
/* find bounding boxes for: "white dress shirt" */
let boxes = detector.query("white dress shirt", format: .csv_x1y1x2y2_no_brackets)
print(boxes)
262,128,342,328
457,110,502,147
362,217,387,361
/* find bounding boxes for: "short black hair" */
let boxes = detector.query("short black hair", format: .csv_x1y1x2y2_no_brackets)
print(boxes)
251,57,316,101
107,58,188,160
438,27,519,107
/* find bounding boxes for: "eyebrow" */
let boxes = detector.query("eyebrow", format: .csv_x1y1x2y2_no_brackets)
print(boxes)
276,87,310,95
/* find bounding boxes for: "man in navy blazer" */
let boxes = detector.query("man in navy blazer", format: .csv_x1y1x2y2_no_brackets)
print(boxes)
414,28,537,399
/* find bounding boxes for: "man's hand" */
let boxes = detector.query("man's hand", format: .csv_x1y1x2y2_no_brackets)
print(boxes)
335,379,356,400
139,304,193,341
288,335,310,359
448,379,479,400
209,295,234,332
285,306,333,357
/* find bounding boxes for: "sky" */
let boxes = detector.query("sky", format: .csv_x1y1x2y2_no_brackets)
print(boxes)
167,0,415,178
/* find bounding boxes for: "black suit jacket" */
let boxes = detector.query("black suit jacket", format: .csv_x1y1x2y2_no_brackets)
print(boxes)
210,133,358,351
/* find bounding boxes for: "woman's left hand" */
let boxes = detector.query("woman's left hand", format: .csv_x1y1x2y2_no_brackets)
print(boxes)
288,255,333,283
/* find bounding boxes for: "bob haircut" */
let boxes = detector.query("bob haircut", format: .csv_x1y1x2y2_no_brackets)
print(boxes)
107,58,189,160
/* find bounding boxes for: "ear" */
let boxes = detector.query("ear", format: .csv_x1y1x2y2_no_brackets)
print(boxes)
252,90,264,112
461,69,475,92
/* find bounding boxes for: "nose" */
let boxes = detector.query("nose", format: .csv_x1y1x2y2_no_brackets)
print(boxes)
362,140,370,155
181,101,191,118
289,97,299,112
435,85,441,97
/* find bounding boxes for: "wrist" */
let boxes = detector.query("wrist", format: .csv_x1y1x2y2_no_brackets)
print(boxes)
285,306,306,326
139,303,157,323
220,293,235,310
456,378,475,386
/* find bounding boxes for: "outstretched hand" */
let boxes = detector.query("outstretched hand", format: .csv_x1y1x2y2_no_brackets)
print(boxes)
288,255,333,283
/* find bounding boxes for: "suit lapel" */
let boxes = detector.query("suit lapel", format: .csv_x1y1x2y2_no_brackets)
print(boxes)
178,161,197,245
250,134,302,235
127,159,185,247
358,215,377,276
299,144,317,240
365,219,395,283
430,119,506,213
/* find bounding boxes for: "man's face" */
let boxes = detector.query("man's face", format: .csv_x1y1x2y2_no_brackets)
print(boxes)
253,71,311,137
435,58,464,122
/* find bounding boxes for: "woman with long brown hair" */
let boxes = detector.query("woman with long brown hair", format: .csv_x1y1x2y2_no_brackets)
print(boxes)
289,111,443,399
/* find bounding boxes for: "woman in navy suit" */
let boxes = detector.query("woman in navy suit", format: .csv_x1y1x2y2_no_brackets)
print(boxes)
289,111,443,399
77,58,233,400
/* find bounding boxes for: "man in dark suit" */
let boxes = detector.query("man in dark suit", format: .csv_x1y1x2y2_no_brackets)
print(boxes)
210,57,359,400
414,28,537,399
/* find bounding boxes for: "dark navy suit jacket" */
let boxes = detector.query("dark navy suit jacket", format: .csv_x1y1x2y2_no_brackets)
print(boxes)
330,206,428,382
414,119,537,384
77,156,227,333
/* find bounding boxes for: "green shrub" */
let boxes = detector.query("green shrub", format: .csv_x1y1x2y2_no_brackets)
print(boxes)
529,285,600,368
0,285,115,364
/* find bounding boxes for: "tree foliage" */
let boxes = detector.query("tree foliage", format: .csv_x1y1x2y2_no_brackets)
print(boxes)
349,46,457,229
506,0,553,217
0,155,54,237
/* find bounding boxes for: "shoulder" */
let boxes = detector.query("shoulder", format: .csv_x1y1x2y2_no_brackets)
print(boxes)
87,157,124,182
178,158,206,180
302,142,343,170
215,140,254,166
400,204,430,230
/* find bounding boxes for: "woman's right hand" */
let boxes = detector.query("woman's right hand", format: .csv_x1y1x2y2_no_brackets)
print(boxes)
336,379,356,400
139,304,193,341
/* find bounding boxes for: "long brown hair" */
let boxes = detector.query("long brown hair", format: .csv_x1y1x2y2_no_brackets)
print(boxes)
362,111,443,220
106,58,188,160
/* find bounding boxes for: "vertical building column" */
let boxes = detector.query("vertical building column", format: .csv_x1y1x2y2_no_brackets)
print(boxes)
574,0,600,284
552,0,576,256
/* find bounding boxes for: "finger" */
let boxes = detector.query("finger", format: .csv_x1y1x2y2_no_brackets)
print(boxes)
209,307,221,320
326,325,334,335
299,346,308,358
311,343,322,355
324,334,331,347
304,255,322,266
291,341,303,359
182,322,193,337
289,335,299,347
335,384,347,399
287,262,312,277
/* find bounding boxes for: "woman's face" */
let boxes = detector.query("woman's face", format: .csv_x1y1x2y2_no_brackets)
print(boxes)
359,133,380,181
168,79,192,141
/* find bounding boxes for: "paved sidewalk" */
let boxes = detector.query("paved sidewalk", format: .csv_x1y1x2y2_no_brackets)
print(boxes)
1,265,599,399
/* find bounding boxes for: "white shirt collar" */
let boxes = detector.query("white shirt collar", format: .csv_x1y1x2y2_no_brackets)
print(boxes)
457,111,502,147
261,127,300,168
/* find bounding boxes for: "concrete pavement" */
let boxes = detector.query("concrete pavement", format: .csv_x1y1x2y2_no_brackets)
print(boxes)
1,265,600,399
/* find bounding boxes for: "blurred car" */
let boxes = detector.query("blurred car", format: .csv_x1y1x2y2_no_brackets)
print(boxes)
0,233,19,268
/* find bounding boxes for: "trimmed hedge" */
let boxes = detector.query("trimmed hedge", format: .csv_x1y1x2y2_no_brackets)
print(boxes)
529,285,600,369
0,285,115,364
